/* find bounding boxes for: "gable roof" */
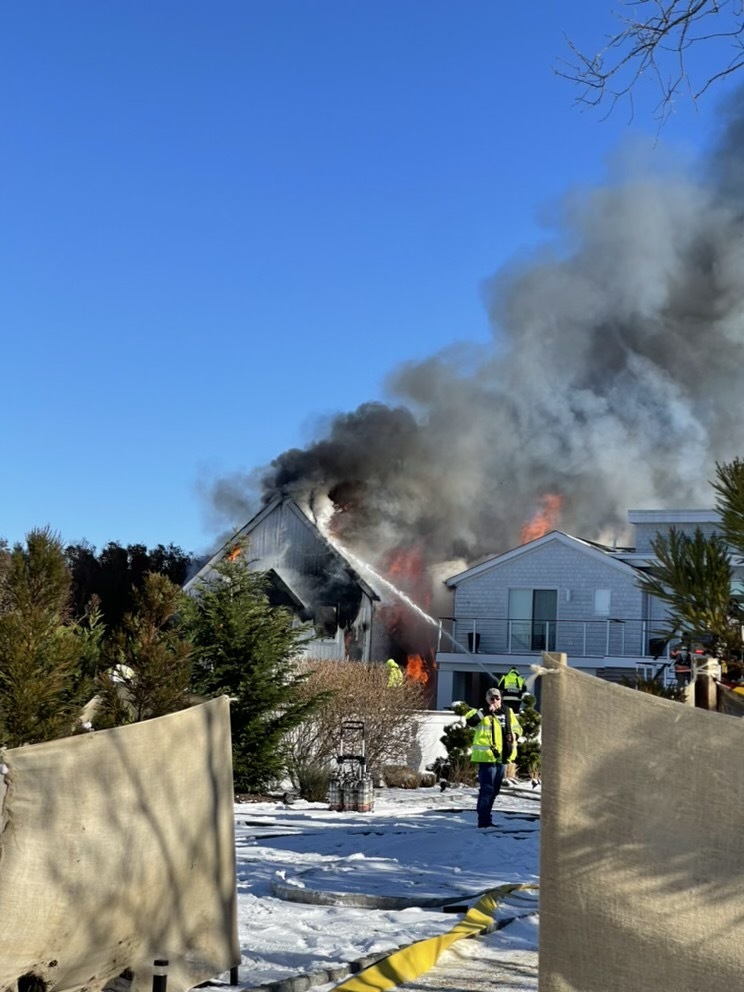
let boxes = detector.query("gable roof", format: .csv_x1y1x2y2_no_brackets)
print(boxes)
184,496,380,601
445,530,643,587
183,496,282,592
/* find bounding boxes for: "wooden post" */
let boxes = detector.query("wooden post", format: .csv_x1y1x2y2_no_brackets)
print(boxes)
694,658,718,710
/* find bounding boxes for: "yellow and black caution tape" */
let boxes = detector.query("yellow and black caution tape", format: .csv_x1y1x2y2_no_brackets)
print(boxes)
331,883,539,992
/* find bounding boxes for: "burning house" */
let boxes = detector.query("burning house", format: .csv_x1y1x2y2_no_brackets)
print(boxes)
185,497,438,697
203,97,744,712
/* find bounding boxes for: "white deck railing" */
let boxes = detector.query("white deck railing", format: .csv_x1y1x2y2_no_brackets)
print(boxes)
437,616,670,660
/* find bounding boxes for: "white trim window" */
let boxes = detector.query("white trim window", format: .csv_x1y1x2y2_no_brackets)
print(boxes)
594,589,611,616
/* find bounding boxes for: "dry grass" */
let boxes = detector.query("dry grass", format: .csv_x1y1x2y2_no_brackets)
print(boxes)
381,764,436,789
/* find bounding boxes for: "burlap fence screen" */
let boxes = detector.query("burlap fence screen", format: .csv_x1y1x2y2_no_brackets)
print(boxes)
716,681,744,717
539,653,744,992
0,696,239,992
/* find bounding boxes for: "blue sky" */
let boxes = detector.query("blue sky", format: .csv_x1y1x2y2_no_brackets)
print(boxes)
1,2,737,556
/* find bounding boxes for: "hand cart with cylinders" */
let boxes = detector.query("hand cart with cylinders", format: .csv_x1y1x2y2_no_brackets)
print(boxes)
327,720,374,812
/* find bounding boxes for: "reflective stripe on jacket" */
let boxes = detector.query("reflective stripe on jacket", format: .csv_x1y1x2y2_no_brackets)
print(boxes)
498,670,526,694
464,708,522,764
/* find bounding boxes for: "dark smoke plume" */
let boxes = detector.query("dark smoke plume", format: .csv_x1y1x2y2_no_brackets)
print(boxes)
211,93,744,576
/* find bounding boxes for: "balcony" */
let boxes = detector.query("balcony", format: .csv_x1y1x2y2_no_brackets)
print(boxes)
437,616,668,660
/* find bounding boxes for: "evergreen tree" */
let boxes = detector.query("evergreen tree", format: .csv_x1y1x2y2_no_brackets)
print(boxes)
64,541,100,620
77,596,107,685
0,539,10,606
637,526,739,656
0,528,97,746
182,558,321,793
515,693,541,782
438,704,477,785
66,540,193,629
98,573,193,725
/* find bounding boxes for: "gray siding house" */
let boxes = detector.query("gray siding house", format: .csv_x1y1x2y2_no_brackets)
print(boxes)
434,509,741,709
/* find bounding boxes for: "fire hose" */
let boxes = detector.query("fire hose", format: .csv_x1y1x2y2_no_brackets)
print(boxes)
329,883,539,992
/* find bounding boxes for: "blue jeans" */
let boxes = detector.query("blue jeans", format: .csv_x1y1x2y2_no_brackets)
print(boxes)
476,762,505,827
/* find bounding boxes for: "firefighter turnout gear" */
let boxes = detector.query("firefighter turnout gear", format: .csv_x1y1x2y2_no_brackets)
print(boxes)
464,706,521,764
386,658,403,687
498,667,526,712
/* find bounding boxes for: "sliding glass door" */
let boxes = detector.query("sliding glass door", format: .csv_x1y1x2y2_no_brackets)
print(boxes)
508,588,557,651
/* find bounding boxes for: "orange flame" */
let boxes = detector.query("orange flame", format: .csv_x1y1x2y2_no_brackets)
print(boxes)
520,493,563,544
386,546,424,581
382,545,431,609
406,654,429,684
226,546,241,561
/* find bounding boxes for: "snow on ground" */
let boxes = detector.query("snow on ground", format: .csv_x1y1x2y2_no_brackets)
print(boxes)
230,783,540,989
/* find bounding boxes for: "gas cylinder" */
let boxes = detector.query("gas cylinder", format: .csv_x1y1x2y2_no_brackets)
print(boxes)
356,774,374,813
327,775,341,811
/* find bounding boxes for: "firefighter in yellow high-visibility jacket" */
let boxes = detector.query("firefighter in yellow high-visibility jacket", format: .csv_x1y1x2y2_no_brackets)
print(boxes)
457,687,522,828
386,658,403,687
497,667,526,713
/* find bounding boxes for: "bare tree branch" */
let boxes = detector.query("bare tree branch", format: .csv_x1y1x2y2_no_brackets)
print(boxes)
557,1,744,122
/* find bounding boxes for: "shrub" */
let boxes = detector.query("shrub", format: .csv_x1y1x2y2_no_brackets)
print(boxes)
382,764,421,788
445,752,478,786
439,706,476,783
293,760,332,802
516,693,541,781
286,659,427,782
